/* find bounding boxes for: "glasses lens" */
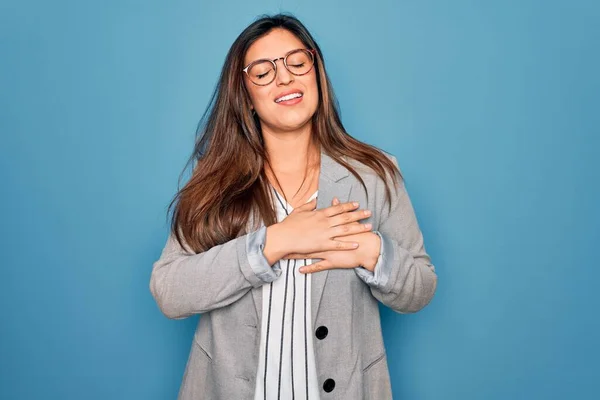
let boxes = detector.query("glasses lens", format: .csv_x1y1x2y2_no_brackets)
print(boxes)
248,61,275,85
285,49,313,75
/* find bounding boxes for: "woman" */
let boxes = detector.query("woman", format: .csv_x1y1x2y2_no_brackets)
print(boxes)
150,13,437,400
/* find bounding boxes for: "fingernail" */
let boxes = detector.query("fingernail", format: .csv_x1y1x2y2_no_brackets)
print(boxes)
364,210,371,216
352,243,359,248
353,202,359,207
364,223,372,229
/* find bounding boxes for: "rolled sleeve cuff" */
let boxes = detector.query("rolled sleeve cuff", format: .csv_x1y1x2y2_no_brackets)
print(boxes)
354,231,394,291
244,225,281,285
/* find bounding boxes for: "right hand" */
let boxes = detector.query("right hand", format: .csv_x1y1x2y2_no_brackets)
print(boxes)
263,198,372,263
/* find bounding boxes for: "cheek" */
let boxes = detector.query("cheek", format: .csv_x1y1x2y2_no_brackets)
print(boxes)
306,81,319,110
252,89,274,110
244,81,268,108
305,72,319,101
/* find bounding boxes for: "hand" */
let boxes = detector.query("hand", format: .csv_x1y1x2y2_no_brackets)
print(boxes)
262,198,373,265
285,197,382,274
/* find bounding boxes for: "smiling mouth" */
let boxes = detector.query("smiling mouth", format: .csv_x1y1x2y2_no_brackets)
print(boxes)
274,92,304,103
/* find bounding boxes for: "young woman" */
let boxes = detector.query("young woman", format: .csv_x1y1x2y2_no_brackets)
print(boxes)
150,13,437,400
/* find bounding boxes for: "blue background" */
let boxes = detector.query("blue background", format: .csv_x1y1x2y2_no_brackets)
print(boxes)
1,0,598,399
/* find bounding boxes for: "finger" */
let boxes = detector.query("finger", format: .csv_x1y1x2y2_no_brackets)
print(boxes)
328,197,358,222
299,260,334,274
321,201,359,217
286,252,316,259
326,240,359,251
287,250,328,259
331,223,372,238
328,209,372,227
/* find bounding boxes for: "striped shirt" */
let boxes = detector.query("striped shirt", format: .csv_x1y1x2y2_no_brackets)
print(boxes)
253,187,321,400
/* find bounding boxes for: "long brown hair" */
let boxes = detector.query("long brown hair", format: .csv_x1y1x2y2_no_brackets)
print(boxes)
168,13,401,253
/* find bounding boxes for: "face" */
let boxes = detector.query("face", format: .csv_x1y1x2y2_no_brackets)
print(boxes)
243,28,319,134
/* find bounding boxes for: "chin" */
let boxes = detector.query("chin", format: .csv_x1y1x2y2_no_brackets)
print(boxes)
266,109,309,128
279,115,313,131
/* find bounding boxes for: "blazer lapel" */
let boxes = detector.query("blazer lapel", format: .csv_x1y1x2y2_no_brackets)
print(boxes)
312,152,351,326
249,151,351,326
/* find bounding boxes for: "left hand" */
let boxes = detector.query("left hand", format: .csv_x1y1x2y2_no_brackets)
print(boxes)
285,197,381,274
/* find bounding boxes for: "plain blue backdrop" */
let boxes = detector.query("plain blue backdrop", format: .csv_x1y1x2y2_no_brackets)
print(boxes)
1,0,598,399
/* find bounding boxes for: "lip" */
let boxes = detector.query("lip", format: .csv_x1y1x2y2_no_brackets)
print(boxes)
274,89,304,103
275,95,303,106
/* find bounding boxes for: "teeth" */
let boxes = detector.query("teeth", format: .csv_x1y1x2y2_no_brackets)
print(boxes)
275,92,302,103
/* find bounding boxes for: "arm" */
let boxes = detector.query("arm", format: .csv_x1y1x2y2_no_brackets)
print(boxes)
149,225,280,319
354,156,438,313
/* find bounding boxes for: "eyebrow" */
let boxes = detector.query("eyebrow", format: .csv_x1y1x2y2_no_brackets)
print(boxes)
245,48,305,66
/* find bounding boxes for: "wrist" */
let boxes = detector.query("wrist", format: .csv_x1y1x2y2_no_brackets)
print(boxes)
361,232,381,272
263,223,290,265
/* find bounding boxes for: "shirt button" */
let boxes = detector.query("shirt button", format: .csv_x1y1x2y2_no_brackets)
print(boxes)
323,378,336,393
315,326,328,340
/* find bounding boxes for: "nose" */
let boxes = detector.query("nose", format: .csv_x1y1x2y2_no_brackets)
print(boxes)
274,57,293,86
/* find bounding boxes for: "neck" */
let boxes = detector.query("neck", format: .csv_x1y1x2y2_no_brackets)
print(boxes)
263,123,319,174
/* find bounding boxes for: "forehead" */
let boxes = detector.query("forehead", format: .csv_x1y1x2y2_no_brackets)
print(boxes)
244,28,305,65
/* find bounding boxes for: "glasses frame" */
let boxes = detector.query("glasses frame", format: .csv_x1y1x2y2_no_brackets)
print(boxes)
242,48,317,86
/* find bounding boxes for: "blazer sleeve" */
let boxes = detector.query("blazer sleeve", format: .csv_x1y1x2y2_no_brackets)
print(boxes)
354,155,438,313
149,225,280,319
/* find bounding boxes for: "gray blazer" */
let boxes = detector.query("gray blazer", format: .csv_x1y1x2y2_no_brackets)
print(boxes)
150,151,438,399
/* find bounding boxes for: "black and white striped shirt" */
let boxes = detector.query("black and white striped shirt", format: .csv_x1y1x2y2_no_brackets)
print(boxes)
253,187,321,400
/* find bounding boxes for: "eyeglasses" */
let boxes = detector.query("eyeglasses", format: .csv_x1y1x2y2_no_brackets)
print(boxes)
242,48,316,86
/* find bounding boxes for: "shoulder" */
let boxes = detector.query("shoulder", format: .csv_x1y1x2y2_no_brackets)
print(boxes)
341,149,405,220
342,149,401,184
